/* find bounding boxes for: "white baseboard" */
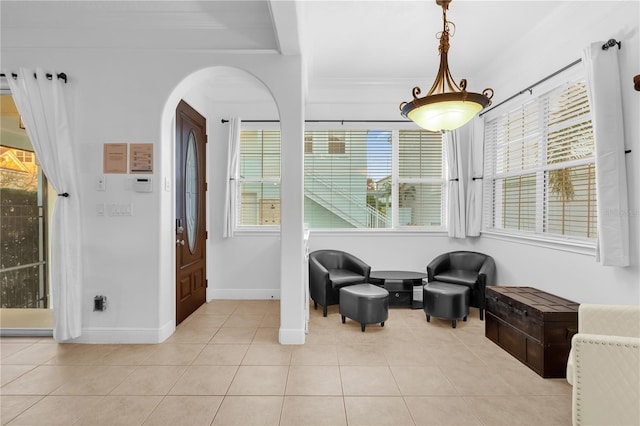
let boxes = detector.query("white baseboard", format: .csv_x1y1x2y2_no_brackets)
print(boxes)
69,320,175,344
0,328,53,337
158,319,176,343
278,327,305,345
209,288,281,300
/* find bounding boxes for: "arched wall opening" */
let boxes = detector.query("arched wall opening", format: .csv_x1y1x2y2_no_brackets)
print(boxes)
158,63,305,343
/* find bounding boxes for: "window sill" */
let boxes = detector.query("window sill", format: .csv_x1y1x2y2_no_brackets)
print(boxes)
310,228,448,237
233,227,448,238
481,230,597,256
233,227,280,237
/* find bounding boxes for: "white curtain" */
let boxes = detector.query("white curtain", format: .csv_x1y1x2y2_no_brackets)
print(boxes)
582,43,630,266
444,130,466,238
7,68,82,340
466,116,485,237
223,118,241,238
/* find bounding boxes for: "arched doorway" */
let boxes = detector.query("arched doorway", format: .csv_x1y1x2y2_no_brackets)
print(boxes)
160,66,280,329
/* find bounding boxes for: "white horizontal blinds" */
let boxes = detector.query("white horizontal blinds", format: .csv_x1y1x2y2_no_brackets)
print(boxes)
238,130,281,225
304,130,391,229
546,81,594,164
398,130,444,226
236,127,446,231
546,164,596,238
328,131,346,154
398,130,442,178
544,80,596,238
304,134,313,154
483,119,497,228
494,99,540,176
484,77,596,240
491,100,540,232
499,173,537,232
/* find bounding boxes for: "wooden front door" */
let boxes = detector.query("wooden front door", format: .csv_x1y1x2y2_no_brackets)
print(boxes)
175,100,207,325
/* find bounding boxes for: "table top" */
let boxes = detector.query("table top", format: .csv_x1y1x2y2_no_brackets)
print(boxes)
487,286,579,315
370,270,427,281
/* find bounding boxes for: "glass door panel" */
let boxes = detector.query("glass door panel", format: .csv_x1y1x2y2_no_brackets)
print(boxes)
0,93,51,333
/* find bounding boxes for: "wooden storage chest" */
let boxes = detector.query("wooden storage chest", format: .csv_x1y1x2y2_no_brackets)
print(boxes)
485,286,579,378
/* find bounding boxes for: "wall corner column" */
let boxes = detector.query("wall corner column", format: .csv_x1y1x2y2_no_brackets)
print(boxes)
278,56,306,344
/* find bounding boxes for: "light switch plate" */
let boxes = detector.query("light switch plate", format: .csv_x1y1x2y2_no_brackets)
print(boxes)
108,203,133,216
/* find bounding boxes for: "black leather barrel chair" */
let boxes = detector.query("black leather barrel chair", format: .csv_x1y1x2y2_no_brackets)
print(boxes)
426,251,496,320
309,250,371,317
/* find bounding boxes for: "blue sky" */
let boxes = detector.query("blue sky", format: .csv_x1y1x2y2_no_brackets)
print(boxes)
366,130,392,181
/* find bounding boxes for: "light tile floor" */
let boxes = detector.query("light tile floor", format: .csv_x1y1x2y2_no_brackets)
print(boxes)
0,300,572,425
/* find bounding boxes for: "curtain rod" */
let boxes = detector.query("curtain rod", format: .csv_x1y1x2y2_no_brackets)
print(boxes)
221,119,411,124
0,72,68,84
479,58,582,117
480,38,621,117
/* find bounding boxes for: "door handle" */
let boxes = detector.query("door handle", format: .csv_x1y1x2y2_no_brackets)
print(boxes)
176,239,185,246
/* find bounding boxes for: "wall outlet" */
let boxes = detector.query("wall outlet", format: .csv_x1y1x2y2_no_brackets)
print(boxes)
94,295,107,311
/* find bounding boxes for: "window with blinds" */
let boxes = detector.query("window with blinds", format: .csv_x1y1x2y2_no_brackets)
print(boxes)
304,129,445,229
236,128,445,231
238,130,281,226
398,130,444,227
484,78,597,240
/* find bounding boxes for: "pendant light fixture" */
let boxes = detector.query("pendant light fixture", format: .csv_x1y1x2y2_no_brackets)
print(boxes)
400,0,493,132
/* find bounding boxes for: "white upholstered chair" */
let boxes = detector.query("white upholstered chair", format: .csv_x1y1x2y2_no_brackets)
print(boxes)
566,304,640,426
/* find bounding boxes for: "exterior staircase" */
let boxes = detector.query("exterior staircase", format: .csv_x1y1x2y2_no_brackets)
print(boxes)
304,174,388,228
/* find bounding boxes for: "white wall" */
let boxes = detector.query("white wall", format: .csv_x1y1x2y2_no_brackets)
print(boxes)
469,1,639,304
2,1,637,345
1,47,305,343
180,75,283,301
310,231,638,305
307,1,640,306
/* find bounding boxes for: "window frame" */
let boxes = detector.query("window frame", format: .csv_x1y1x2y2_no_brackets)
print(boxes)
395,129,447,229
235,123,282,234
233,122,449,235
302,123,447,233
481,65,598,252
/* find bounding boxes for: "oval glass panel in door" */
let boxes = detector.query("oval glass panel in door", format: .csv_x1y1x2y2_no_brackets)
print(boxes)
185,131,198,253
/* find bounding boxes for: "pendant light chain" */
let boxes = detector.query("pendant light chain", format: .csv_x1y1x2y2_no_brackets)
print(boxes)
428,3,461,96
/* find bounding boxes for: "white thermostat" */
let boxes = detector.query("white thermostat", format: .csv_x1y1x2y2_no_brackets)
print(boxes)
134,177,153,193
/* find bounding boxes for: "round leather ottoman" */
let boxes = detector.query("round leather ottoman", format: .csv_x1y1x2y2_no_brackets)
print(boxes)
339,284,389,332
423,281,470,328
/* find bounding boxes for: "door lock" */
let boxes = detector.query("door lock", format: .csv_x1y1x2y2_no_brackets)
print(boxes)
176,239,185,246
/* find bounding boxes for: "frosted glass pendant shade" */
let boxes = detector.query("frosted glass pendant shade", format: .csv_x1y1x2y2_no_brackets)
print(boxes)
405,99,484,132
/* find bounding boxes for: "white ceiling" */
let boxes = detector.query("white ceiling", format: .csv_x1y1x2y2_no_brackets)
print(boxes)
0,0,574,102
1,1,279,50
299,1,563,84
